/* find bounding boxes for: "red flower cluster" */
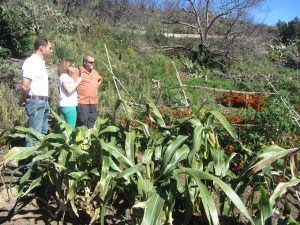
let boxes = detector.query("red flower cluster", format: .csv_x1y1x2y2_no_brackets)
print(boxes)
146,115,158,129
224,144,236,152
288,134,300,144
170,109,192,117
221,93,266,110
145,107,192,128
225,113,242,124
117,116,139,128
230,159,246,172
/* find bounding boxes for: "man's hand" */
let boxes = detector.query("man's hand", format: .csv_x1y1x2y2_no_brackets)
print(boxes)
18,98,26,107
19,77,31,107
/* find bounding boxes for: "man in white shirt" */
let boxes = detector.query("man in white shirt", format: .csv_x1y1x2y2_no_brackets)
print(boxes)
19,37,53,146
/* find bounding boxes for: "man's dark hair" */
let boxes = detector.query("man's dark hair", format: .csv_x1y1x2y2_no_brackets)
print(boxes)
34,36,49,51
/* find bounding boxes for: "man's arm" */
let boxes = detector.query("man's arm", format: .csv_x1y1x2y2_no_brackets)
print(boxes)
97,75,103,86
19,77,31,106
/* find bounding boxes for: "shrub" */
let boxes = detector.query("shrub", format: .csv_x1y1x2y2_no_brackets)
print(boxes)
0,46,12,58
0,3,35,57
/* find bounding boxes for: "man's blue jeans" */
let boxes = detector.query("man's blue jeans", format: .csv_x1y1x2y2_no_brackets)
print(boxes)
25,99,50,147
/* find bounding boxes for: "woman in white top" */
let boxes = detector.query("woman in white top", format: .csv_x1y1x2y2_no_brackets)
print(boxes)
57,59,82,128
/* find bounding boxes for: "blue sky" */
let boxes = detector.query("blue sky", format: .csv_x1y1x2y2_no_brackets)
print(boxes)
252,0,300,25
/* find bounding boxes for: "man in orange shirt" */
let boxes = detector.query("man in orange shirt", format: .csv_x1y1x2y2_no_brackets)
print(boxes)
75,53,103,128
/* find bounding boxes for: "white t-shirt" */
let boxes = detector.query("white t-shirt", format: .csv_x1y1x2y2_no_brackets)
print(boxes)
21,54,48,97
59,73,78,107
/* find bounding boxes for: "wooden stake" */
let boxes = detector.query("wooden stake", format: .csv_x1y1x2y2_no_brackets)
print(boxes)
172,61,190,108
104,45,136,104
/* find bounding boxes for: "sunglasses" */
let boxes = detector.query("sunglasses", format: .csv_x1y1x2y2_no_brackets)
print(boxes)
87,61,95,64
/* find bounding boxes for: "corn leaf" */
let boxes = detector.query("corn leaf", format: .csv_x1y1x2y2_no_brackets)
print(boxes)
193,176,219,225
188,126,203,166
99,126,120,135
100,140,133,167
145,97,166,127
32,150,56,162
141,191,165,225
20,168,32,184
21,173,45,197
269,178,300,209
69,171,89,180
42,133,65,142
209,110,239,142
248,146,299,174
177,168,255,225
14,126,44,141
254,186,272,225
117,163,143,179
125,131,136,164
3,146,39,161
162,144,189,175
162,135,188,169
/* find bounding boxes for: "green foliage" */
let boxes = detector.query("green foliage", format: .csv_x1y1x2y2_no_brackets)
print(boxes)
145,24,168,46
265,40,298,64
0,46,12,58
0,59,26,128
1,100,258,225
276,17,300,45
273,76,300,105
0,0,77,57
230,58,274,74
221,97,299,152
0,2,35,57
0,83,27,128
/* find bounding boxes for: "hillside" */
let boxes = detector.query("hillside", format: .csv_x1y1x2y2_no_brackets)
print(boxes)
0,1,300,224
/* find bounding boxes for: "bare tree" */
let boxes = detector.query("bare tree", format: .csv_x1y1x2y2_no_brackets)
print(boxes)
160,0,266,61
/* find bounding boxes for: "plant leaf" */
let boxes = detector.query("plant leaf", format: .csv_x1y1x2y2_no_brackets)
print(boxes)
100,140,133,167
269,178,300,209
177,168,255,225
125,131,136,164
141,191,165,225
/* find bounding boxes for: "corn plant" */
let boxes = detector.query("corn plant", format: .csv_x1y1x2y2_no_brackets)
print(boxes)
236,145,300,225
0,99,279,225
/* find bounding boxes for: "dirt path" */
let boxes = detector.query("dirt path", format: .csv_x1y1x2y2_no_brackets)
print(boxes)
0,186,75,225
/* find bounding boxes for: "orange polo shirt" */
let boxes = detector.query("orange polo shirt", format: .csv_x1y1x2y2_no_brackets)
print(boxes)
73,66,102,104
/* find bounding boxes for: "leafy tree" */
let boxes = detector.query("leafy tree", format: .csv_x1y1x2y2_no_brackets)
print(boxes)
0,3,35,57
0,0,80,57
276,17,300,44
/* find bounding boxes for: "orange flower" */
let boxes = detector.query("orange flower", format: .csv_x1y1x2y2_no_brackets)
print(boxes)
221,93,266,110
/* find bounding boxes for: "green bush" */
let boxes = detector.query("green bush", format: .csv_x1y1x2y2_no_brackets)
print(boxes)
0,46,12,58
239,97,298,147
0,3,35,57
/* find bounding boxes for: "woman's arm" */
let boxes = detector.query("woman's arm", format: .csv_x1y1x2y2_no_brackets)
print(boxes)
63,77,82,94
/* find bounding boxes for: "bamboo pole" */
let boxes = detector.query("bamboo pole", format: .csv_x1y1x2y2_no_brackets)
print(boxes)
172,61,190,108
103,63,137,104
103,45,137,104
265,76,300,128
104,45,122,100
168,85,276,95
